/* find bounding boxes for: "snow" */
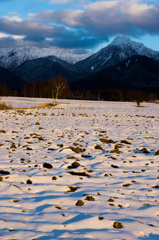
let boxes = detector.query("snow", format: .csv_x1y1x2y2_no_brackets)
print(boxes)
111,36,146,52
111,36,133,46
0,46,91,68
91,66,94,71
0,97,159,240
110,36,159,62
105,54,112,62
125,60,131,67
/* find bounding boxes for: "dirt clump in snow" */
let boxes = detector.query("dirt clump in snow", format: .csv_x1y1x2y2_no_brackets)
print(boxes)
43,162,53,169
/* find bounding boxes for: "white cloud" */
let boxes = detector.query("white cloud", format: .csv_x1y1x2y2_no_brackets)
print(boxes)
2,16,23,22
0,32,24,39
30,0,159,35
0,16,58,37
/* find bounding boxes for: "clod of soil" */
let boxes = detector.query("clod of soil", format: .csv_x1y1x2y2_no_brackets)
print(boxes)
69,146,85,153
68,171,91,177
67,161,80,169
47,148,55,151
43,162,53,169
84,195,95,201
113,221,123,229
10,143,16,149
55,205,62,210
57,144,63,148
81,154,92,158
140,147,150,153
67,156,77,160
26,147,33,151
154,149,159,155
0,170,10,175
75,200,84,206
0,130,6,133
100,138,114,144
111,164,119,168
26,179,32,184
118,204,122,208
52,176,57,180
122,183,131,187
104,173,112,177
120,140,131,144
151,185,159,188
143,203,150,206
13,199,20,202
68,186,80,192
110,149,121,154
38,136,45,141
108,198,114,202
94,145,104,151
114,144,122,149
98,216,104,220
132,170,140,173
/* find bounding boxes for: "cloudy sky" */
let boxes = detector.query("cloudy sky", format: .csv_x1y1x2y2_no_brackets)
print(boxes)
0,0,159,53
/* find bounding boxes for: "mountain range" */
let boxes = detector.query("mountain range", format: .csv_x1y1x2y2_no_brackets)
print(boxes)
0,36,159,92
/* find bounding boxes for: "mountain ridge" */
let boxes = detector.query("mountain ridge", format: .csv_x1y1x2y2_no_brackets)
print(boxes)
1,36,159,93
74,36,159,77
0,36,159,71
0,46,91,69
73,55,159,91
12,57,79,83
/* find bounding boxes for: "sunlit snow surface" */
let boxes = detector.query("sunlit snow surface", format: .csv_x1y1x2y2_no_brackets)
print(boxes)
0,97,159,240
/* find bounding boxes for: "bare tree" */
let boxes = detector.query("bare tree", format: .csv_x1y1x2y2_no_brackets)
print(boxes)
135,90,145,107
49,76,69,104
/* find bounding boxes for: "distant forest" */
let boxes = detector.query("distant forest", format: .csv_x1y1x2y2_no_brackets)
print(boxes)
0,76,159,102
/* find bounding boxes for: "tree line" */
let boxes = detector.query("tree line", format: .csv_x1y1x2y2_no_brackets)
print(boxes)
0,75,159,102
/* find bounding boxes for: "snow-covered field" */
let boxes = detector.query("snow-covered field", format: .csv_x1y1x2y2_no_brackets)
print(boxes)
0,97,159,240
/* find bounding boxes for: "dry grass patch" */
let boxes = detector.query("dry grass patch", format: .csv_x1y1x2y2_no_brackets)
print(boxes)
0,102,56,111
31,103,56,109
0,102,13,110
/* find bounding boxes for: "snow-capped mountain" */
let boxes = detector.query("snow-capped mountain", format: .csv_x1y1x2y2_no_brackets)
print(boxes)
0,46,90,69
74,36,159,77
111,36,159,62
1,36,159,91
0,36,159,73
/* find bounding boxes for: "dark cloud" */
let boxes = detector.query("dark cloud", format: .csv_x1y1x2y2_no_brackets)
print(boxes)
0,35,50,48
49,30,106,49
0,36,16,48
73,48,90,54
0,15,107,49
0,17,61,38
0,1,159,50
24,36,46,42
30,1,159,37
